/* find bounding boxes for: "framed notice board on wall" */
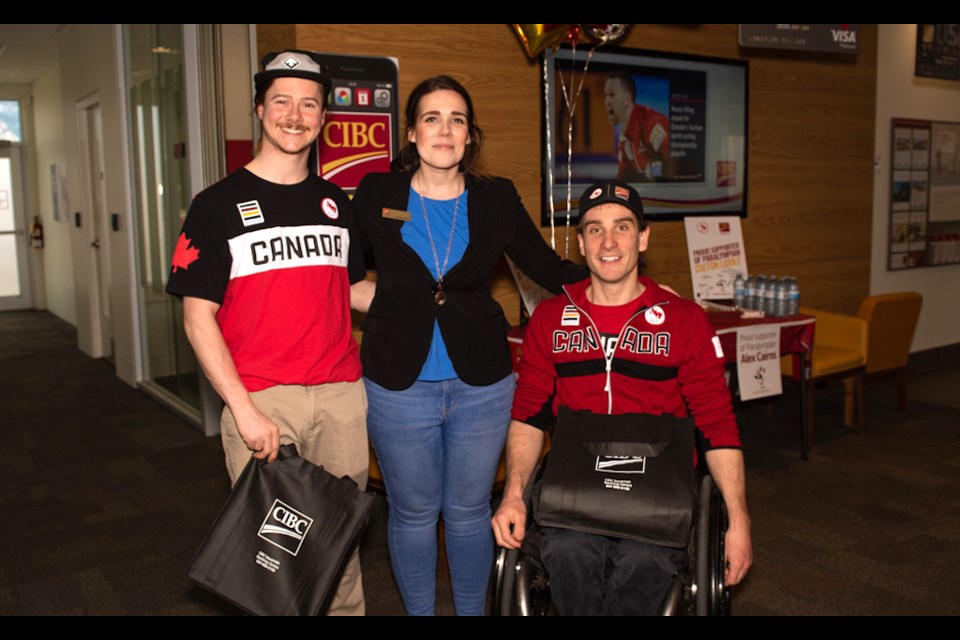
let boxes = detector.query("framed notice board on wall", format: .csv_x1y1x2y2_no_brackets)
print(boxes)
889,118,960,270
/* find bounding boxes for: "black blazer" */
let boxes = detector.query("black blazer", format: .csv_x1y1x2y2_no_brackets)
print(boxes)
353,170,588,390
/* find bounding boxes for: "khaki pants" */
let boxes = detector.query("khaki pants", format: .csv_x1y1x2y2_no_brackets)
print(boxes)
221,381,369,616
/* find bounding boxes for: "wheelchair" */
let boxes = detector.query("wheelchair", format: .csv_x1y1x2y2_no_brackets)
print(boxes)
492,472,731,616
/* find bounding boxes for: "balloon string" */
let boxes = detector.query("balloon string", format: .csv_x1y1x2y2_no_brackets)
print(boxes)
544,55,556,251
554,42,598,258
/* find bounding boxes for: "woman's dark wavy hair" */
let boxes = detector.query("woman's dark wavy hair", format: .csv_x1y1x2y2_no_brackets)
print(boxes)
391,75,486,176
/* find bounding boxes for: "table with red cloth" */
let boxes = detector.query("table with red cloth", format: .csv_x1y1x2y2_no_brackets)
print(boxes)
706,311,815,365
709,311,816,459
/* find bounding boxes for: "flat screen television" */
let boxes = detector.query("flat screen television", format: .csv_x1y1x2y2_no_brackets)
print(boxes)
542,45,749,224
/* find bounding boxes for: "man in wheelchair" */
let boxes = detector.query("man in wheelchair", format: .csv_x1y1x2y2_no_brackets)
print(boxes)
492,180,752,615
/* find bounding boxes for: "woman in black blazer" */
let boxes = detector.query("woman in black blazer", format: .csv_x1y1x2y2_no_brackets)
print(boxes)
352,75,586,616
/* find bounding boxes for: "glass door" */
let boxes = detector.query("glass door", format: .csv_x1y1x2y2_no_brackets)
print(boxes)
125,24,227,431
0,140,33,311
125,24,199,413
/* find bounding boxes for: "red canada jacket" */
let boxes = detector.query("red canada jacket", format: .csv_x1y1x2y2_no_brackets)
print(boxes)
511,276,741,451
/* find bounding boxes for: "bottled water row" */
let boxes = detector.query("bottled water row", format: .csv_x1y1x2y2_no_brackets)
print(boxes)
733,274,800,317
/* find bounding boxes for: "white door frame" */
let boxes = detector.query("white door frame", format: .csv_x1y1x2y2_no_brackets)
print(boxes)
76,93,112,357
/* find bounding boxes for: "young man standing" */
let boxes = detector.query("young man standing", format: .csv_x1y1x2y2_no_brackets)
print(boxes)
167,50,371,615
492,179,752,615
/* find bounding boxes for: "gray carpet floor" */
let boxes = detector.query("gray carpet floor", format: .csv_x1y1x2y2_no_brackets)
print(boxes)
1,309,957,616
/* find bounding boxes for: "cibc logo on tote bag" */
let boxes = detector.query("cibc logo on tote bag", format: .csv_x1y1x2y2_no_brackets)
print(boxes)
258,499,313,556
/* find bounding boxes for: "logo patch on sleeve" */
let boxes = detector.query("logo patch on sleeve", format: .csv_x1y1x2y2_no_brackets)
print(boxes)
712,335,725,359
237,200,264,227
171,233,200,272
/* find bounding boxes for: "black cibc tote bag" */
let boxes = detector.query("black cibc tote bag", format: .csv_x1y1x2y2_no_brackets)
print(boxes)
535,408,696,548
187,444,375,616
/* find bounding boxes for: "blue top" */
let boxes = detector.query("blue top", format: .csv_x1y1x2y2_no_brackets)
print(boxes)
401,187,470,381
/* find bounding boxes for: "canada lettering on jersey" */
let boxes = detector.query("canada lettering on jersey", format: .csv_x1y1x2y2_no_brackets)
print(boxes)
227,225,350,279
553,326,671,356
601,334,618,359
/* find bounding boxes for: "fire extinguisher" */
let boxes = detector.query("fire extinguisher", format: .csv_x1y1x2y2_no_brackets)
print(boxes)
30,216,44,249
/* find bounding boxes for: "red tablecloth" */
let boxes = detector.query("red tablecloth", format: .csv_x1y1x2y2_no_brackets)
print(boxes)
707,312,816,366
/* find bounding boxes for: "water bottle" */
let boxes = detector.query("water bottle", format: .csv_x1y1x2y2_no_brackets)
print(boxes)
774,276,788,317
787,277,800,316
753,275,767,312
733,273,746,309
745,275,756,310
764,275,777,316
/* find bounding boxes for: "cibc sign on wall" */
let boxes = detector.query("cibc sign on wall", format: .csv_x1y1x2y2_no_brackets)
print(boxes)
312,53,400,193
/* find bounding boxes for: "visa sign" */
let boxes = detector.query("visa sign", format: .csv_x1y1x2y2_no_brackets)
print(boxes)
317,111,394,191
830,28,857,45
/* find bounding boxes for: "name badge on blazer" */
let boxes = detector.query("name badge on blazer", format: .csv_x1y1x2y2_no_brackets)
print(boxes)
381,208,411,221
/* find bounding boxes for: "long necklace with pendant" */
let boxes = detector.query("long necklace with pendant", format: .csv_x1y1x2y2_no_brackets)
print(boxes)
417,172,462,306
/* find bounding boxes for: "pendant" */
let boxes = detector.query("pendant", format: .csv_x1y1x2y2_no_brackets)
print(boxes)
432,282,447,306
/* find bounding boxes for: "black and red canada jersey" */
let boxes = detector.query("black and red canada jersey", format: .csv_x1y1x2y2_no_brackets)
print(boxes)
166,169,365,392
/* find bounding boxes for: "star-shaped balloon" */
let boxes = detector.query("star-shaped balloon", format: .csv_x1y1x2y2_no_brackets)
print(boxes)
512,24,632,58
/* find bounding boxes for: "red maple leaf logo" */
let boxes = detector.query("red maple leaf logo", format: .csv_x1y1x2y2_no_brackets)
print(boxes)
171,233,200,272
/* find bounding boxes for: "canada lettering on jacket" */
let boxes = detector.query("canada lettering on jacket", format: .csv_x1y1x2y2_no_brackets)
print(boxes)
251,232,343,265
553,326,671,356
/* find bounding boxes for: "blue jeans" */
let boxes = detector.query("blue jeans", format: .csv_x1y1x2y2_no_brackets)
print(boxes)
365,374,515,616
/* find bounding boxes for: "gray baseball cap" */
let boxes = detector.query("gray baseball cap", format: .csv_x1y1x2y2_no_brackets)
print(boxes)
254,50,332,95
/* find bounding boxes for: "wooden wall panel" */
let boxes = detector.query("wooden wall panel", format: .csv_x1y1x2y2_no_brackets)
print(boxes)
256,24,297,60
259,23,877,320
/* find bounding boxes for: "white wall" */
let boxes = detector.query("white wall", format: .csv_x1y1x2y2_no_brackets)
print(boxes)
32,62,75,325
58,24,138,385
873,24,960,352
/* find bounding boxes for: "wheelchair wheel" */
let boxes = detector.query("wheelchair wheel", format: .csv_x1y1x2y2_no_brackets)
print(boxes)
695,474,731,616
492,546,516,616
493,544,554,616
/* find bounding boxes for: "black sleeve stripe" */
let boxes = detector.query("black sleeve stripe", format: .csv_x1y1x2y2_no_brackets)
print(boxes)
523,395,557,432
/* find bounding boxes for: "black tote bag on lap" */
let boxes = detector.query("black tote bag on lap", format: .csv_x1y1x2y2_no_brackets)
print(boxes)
535,408,696,548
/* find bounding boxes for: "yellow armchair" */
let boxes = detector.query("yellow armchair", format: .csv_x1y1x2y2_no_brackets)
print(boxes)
848,291,923,414
780,306,868,449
